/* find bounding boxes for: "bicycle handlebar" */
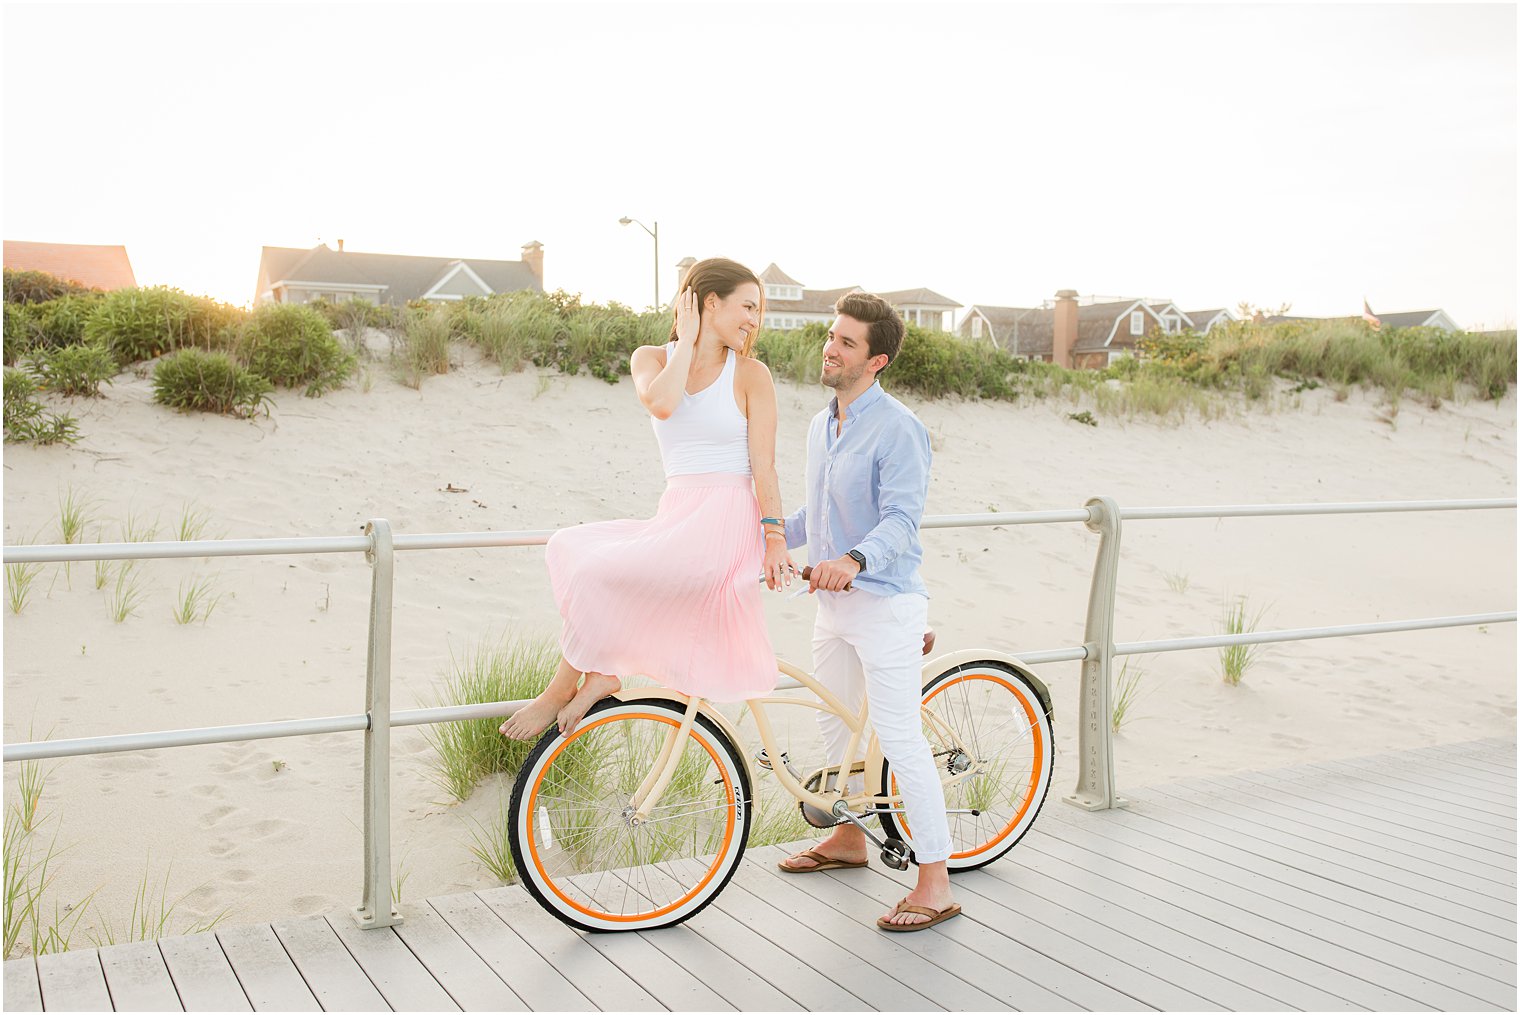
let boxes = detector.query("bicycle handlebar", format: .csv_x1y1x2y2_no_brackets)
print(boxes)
758,565,853,592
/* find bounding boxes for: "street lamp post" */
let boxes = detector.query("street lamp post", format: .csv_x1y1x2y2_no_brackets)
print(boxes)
619,216,659,308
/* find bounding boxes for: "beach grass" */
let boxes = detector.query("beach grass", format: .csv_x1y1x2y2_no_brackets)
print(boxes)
1163,570,1190,594
1111,658,1146,733
423,634,558,802
172,575,221,625
399,306,452,385
3,760,95,958
106,561,148,623
6,561,41,614
1219,595,1269,685
87,859,228,947
464,786,518,883
175,501,212,542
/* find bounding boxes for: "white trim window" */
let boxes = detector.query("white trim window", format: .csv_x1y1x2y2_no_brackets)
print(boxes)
971,316,983,339
1130,311,1145,336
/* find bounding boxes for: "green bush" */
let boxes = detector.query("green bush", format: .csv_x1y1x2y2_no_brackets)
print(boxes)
83,286,200,364
3,367,79,444
27,344,117,397
398,305,451,385
3,303,33,365
239,303,355,396
308,296,403,333
25,293,105,353
152,348,272,417
3,269,97,305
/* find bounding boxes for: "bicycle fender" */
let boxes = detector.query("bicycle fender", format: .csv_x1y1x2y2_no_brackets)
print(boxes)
609,687,754,780
920,649,1056,723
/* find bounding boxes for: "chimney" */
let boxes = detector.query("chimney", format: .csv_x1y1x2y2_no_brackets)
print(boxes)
675,256,697,293
1052,289,1078,368
521,241,545,289
337,238,344,253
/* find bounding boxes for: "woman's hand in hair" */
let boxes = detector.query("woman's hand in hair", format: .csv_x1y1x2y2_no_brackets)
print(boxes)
674,287,699,344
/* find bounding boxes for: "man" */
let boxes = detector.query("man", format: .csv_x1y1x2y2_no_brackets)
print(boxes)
776,292,960,932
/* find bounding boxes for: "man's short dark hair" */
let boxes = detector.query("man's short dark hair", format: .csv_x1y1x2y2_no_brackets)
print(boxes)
834,291,905,372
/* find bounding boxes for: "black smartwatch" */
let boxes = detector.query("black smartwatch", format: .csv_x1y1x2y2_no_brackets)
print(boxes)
846,549,867,572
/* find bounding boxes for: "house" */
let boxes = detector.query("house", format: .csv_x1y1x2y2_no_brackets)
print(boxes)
958,293,1177,368
4,240,137,290
678,260,961,331
253,240,543,306
1264,308,1461,331
1181,308,1236,333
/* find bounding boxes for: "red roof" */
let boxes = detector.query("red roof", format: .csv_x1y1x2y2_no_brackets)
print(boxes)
4,240,137,291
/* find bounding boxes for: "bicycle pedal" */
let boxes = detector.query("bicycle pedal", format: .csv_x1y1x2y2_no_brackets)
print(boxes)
755,748,789,771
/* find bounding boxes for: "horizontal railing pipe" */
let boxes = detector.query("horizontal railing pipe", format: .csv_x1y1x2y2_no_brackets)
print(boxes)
3,535,371,565
1121,498,1516,522
3,713,370,763
1115,612,1516,658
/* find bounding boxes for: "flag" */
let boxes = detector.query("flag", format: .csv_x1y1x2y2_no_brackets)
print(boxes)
1362,299,1381,331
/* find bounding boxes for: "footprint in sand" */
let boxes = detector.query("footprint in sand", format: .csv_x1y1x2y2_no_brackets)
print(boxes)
207,838,238,858
190,784,223,799
248,818,294,841
199,805,239,828
290,895,331,915
223,869,256,885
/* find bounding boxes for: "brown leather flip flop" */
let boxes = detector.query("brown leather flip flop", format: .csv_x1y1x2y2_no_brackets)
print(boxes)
776,848,868,874
876,896,963,932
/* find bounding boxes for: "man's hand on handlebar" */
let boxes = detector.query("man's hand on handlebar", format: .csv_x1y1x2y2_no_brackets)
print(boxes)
807,555,860,594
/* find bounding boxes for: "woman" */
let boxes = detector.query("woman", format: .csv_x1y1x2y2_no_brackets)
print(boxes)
501,257,795,740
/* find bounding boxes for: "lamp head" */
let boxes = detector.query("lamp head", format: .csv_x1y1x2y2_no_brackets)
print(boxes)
618,217,632,226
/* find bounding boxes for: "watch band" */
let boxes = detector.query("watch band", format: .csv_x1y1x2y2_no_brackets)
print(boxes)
847,549,867,572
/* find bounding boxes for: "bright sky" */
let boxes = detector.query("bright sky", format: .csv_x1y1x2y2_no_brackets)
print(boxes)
3,1,1515,329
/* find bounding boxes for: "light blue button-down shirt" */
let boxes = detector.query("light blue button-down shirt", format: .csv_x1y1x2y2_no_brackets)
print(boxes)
784,381,931,598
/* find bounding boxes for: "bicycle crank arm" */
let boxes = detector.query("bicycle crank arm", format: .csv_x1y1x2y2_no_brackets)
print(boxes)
832,801,916,869
868,806,982,816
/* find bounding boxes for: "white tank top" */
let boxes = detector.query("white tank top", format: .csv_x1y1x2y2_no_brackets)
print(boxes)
651,344,751,478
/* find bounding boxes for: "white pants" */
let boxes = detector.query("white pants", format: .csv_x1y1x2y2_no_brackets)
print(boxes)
813,589,951,864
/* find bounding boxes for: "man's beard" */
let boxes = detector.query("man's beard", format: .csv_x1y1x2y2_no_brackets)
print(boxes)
821,363,864,390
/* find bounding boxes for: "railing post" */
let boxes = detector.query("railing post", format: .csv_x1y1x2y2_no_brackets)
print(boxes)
1064,496,1127,811
353,519,402,929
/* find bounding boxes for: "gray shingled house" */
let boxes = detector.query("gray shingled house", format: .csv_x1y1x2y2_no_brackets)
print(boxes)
673,260,961,332
253,241,544,306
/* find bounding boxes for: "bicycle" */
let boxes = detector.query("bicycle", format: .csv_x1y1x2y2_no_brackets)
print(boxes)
505,572,1056,933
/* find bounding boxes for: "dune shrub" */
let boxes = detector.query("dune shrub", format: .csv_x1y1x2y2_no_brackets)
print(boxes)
3,304,33,365
3,367,79,444
3,268,97,305
239,303,354,396
84,286,200,364
24,293,105,353
398,305,451,384
27,344,117,397
152,348,272,417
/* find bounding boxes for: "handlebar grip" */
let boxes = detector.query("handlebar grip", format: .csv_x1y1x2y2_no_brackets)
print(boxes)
799,565,853,592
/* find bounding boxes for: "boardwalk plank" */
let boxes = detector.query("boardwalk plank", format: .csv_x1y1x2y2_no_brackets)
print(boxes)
215,924,320,1012
753,843,1105,1012
1029,812,1500,1004
706,858,928,1010
36,948,112,1012
1143,782,1519,920
615,861,806,1011
1336,755,1517,813
1041,801,1513,1009
269,916,388,1011
97,940,183,1011
1197,771,1507,875
428,892,594,1012
1063,796,1516,972
1009,839,1368,1010
735,848,1016,1011
157,932,252,1012
328,915,461,1011
4,956,42,1012
1296,760,1517,833
1266,764,1517,843
476,885,664,1011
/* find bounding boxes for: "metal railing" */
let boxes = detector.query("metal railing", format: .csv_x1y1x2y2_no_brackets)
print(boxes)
4,496,1515,930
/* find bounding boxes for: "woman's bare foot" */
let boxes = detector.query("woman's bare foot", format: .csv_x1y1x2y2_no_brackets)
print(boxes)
499,686,576,740
556,672,622,736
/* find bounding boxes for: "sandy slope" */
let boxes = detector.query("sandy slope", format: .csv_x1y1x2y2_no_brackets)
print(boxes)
3,349,1514,941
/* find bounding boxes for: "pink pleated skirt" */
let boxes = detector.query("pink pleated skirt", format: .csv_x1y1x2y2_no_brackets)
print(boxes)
545,472,778,702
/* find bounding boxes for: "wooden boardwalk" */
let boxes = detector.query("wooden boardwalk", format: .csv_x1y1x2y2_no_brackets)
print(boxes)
6,737,1514,1011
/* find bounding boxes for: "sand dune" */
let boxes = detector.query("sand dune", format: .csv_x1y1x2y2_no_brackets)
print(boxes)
3,349,1514,941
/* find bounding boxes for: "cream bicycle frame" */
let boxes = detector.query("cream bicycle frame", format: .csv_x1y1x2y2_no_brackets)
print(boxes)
623,655,1008,822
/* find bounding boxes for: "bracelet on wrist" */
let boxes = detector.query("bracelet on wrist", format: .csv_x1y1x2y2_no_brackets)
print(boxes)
760,516,784,526
764,531,786,541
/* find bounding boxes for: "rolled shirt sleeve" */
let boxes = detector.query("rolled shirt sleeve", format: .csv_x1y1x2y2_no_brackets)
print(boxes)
854,417,931,571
